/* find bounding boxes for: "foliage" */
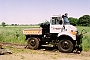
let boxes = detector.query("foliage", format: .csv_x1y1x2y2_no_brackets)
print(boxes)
1,22,6,27
77,26,90,51
43,20,50,24
0,27,26,44
78,15,90,26
38,20,50,25
68,17,78,26
11,24,14,26
11,24,18,26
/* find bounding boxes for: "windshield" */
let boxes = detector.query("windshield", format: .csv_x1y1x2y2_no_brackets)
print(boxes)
52,19,59,25
63,17,70,25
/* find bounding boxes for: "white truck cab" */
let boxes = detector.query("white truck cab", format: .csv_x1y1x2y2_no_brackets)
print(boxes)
50,15,77,40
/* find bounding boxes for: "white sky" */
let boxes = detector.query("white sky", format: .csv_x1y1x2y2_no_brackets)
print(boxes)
0,0,90,24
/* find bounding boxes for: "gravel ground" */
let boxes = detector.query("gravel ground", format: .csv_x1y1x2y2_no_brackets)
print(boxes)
0,47,90,60
0,42,90,60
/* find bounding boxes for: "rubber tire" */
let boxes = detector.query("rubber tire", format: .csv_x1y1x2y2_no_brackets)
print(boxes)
58,40,73,53
27,37,39,50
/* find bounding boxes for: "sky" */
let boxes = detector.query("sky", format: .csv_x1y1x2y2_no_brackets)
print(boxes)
0,0,90,24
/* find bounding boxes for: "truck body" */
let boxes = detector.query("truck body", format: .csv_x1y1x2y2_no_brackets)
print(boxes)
23,14,83,53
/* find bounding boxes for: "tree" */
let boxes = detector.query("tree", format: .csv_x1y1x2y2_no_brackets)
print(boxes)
15,24,17,26
44,20,50,24
38,20,50,25
68,17,78,26
11,24,14,26
1,22,6,27
78,15,90,26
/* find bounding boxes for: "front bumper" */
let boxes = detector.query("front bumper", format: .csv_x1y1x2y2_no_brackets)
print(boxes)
75,34,83,51
76,34,83,45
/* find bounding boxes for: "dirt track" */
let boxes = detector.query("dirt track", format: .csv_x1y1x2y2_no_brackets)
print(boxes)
0,49,90,60
0,42,90,60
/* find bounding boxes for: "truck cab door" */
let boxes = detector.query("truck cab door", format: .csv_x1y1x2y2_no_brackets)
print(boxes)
50,18,63,33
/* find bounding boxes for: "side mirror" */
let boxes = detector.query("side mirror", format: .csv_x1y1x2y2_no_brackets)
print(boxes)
59,20,62,24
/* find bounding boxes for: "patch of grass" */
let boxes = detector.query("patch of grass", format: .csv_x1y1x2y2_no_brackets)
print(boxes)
0,27,26,44
20,55,25,59
0,26,40,44
50,56,57,59
5,46,40,54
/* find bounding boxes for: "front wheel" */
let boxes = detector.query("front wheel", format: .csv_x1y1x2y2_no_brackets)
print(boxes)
58,40,74,53
27,37,39,50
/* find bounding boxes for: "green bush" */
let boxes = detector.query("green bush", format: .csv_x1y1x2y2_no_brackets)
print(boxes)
0,27,26,44
77,26,90,51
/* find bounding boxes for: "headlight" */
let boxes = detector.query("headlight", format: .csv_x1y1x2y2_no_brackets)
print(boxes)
70,30,76,35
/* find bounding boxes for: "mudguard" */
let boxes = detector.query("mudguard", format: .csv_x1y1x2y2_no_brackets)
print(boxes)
58,31,76,40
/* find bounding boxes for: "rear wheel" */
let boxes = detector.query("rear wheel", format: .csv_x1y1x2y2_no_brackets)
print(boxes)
58,39,73,53
27,37,39,50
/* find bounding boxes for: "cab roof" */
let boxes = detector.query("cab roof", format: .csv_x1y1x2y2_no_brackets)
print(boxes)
51,15,61,17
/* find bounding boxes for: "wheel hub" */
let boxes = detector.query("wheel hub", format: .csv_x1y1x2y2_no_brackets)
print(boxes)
30,40,36,46
62,41,70,49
